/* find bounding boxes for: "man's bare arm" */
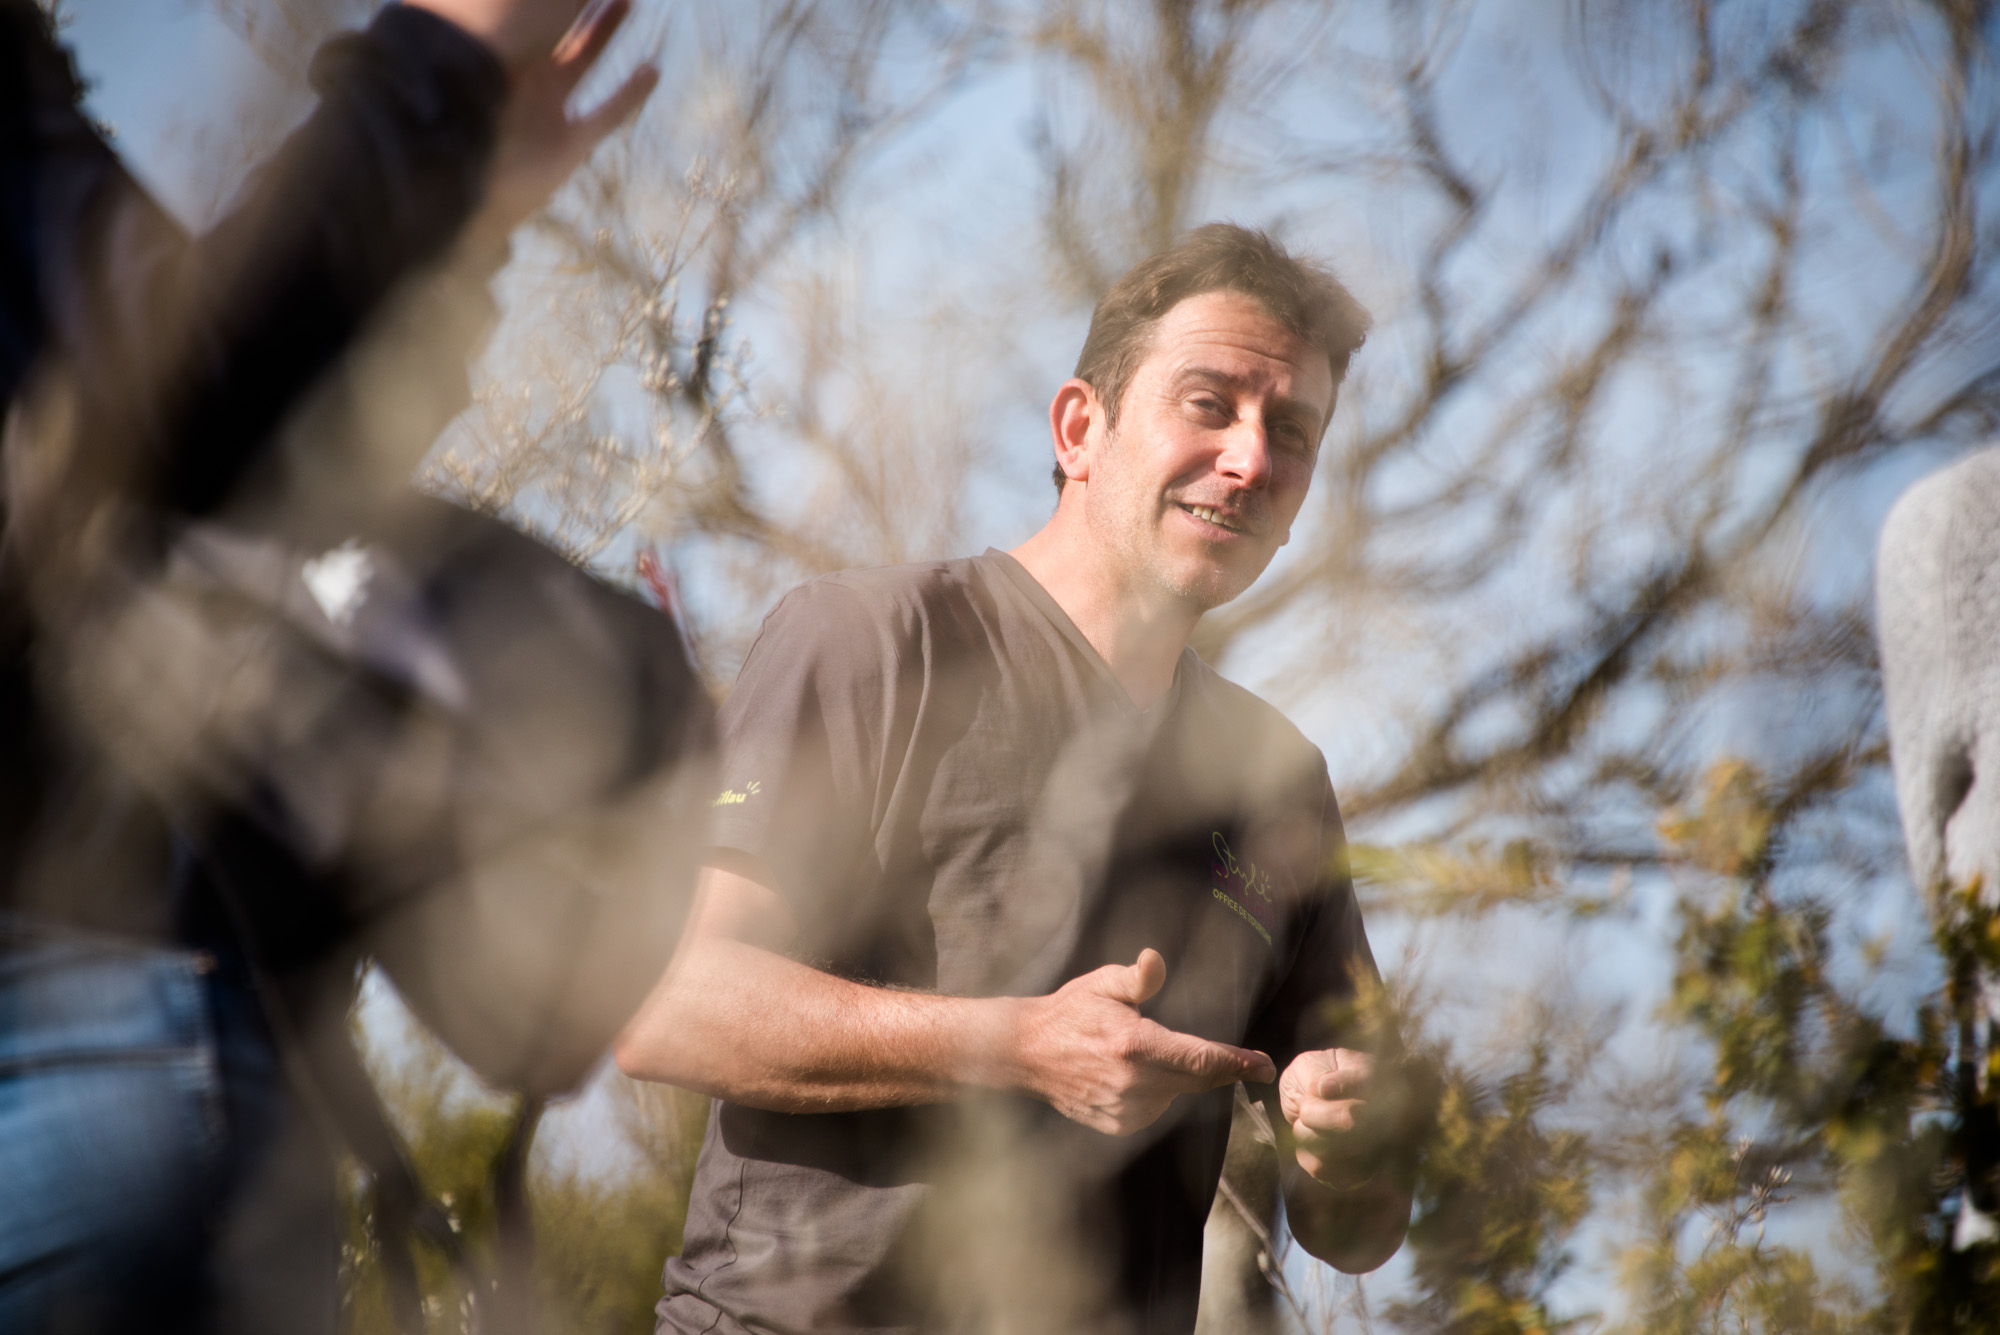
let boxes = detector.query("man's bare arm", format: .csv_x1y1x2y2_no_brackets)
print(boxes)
613,864,1276,1135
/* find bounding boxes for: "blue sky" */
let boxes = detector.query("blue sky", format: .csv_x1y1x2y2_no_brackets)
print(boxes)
62,2,281,224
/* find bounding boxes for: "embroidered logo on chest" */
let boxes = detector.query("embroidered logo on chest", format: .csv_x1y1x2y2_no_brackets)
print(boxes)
712,779,762,807
1209,831,1277,947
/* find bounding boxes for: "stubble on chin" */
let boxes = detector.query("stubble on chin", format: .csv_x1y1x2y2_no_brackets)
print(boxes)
1095,496,1261,615
1155,554,1255,614
1132,511,1261,612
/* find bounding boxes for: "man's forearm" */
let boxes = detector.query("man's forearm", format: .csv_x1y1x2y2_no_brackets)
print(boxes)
1280,1161,1412,1274
616,864,1276,1129
613,934,1029,1112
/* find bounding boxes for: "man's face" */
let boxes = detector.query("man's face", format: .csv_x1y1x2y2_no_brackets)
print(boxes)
1081,290,1335,611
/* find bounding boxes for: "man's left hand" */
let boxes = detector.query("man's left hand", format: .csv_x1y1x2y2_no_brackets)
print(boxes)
1278,1047,1380,1187
1272,1045,1415,1272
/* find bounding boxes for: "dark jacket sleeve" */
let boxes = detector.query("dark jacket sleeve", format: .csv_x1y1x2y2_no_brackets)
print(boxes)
0,0,506,517
0,1,505,928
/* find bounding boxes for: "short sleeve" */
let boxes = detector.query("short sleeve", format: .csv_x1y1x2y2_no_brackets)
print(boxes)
708,580,897,941
1244,768,1382,1072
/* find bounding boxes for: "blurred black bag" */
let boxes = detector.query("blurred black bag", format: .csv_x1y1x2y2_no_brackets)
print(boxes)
75,493,714,1096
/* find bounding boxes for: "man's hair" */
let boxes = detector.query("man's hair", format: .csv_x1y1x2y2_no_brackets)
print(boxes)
1056,223,1370,492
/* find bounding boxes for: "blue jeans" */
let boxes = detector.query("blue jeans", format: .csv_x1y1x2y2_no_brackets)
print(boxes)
0,919,336,1334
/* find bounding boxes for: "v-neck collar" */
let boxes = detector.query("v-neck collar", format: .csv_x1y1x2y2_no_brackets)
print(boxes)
982,548,1188,720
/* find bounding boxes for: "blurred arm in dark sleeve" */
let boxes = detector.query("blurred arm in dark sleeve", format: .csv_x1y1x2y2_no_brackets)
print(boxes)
0,0,498,913
2,0,656,568
0,0,507,535
0,0,653,920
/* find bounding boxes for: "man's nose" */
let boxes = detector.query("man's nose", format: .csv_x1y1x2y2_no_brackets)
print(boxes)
1215,417,1274,489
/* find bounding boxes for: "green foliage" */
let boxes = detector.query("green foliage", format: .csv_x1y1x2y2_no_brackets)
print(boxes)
1386,1044,1594,1335
1349,840,1574,919
1657,762,1778,883
1668,883,1826,1111
340,1016,709,1335
531,1083,711,1335
1618,761,2000,1333
1352,752,2000,1335
341,1023,522,1335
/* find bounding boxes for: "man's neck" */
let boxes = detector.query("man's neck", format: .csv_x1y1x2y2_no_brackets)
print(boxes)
1009,520,1199,711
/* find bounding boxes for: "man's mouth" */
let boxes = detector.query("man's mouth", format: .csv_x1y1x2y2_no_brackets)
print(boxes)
1179,503,1252,535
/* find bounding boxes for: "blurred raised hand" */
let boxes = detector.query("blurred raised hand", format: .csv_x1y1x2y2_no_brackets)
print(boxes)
415,0,660,249
406,0,591,68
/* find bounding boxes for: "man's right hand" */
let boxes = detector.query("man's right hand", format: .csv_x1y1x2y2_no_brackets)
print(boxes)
1008,948,1277,1136
617,870,1273,1129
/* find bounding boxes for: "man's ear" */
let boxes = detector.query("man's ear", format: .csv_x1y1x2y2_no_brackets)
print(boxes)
1049,379,1100,487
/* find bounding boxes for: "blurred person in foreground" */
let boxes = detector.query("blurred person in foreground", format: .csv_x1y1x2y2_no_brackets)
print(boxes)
0,1,658,1330
617,224,1414,1335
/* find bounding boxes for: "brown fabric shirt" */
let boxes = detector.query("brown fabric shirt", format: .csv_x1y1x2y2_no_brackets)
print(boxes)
660,550,1376,1335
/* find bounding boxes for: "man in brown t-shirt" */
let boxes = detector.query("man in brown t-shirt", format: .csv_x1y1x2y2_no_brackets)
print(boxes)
616,224,1412,1335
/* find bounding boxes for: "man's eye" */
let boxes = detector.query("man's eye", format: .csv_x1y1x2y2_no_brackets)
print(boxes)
1191,396,1230,419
